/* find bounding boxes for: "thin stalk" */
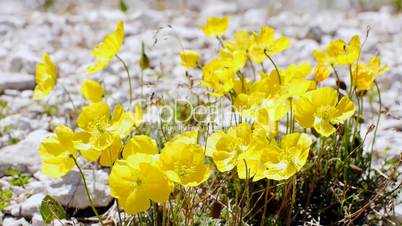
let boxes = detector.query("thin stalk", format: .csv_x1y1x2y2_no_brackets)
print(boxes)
115,54,133,106
330,64,341,94
348,65,354,97
264,50,281,84
140,68,144,100
152,202,158,226
70,156,104,226
289,98,294,133
216,36,224,47
248,58,257,81
116,199,123,225
260,180,270,226
61,85,77,112
370,81,382,168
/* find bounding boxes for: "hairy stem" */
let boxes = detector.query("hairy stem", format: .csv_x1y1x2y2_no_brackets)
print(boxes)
71,156,104,226
115,54,133,106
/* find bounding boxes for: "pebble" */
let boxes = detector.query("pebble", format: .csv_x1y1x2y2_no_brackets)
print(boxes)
0,72,35,92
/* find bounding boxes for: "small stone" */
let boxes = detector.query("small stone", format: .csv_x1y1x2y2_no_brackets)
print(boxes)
32,213,45,226
47,169,112,209
0,129,51,176
2,217,30,226
8,49,39,74
21,193,46,217
0,72,35,92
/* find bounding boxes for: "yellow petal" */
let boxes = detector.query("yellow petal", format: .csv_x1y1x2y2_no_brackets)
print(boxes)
123,135,158,159
80,79,104,102
87,20,124,74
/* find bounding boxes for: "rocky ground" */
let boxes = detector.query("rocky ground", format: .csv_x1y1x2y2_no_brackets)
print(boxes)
0,1,401,225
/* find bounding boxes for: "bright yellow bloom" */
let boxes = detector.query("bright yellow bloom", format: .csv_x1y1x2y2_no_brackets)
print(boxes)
75,132,123,167
352,56,388,91
201,58,235,97
314,64,332,82
165,129,198,145
179,50,200,68
295,88,355,137
210,123,252,173
219,31,253,72
250,63,314,122
87,20,124,74
160,132,210,186
253,133,312,181
123,135,159,159
38,125,77,178
200,16,229,37
249,26,291,63
314,35,360,66
76,102,140,165
207,123,268,179
33,53,57,100
109,153,172,214
80,79,104,102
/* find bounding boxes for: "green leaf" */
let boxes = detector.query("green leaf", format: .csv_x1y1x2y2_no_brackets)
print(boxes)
119,0,128,12
39,195,66,224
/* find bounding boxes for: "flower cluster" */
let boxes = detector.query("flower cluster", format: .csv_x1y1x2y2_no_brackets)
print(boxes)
34,16,388,221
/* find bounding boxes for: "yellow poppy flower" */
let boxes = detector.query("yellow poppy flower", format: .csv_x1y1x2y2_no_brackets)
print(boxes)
200,58,235,97
352,56,388,91
219,32,252,72
165,129,198,145
314,64,332,82
254,108,279,138
295,87,355,137
253,133,312,181
210,123,252,173
33,53,57,100
87,20,124,75
249,26,291,63
76,132,123,167
314,35,360,66
200,16,229,37
109,153,172,215
38,125,77,178
80,79,104,102
123,135,159,159
76,102,139,164
179,50,200,68
160,133,210,186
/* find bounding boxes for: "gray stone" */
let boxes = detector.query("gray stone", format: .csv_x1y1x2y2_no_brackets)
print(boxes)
32,213,46,226
8,49,39,74
21,193,46,217
0,114,33,131
2,217,30,226
47,169,112,209
0,129,51,176
0,72,35,92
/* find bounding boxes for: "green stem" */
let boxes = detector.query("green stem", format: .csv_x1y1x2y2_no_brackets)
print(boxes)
116,199,123,226
348,64,354,97
264,50,281,84
289,98,294,133
371,81,382,163
289,175,297,223
260,180,270,226
115,54,133,106
61,85,77,112
140,69,144,100
330,64,341,94
71,156,105,226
